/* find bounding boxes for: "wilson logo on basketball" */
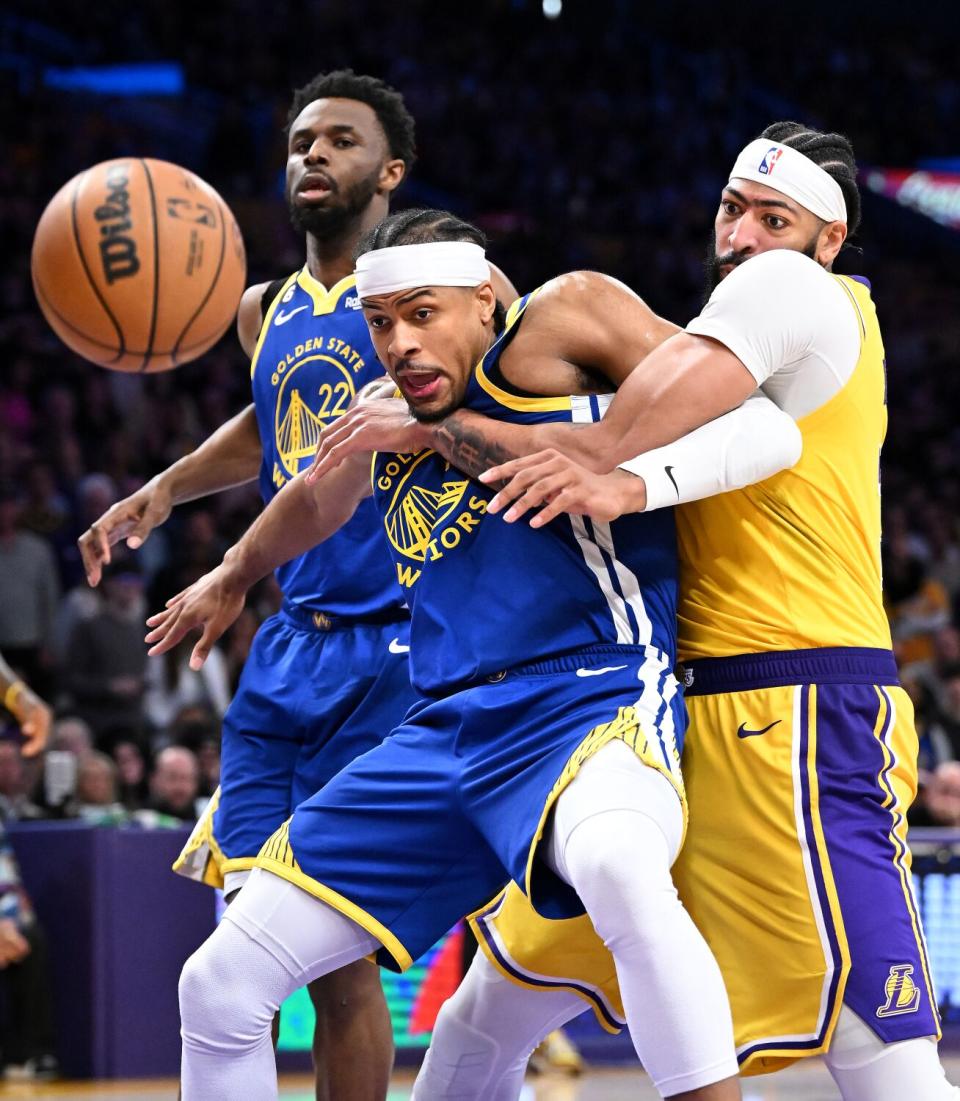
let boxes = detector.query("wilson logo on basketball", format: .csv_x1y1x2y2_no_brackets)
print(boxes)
94,163,140,285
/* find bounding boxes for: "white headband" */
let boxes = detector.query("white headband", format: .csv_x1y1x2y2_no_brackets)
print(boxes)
355,241,490,298
729,139,847,224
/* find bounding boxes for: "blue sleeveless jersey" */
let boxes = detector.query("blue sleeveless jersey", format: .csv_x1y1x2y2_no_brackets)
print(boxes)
372,290,678,695
251,268,406,617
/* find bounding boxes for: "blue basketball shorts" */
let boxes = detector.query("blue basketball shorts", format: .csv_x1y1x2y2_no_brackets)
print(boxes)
255,644,685,971
173,601,418,889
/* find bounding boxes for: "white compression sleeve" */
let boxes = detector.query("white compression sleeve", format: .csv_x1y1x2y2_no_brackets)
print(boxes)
619,390,802,511
824,1004,960,1100
179,868,379,1101
412,951,585,1101
547,741,738,1096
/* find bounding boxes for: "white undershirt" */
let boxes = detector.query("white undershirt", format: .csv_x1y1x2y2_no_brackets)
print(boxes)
622,249,863,511
686,248,862,419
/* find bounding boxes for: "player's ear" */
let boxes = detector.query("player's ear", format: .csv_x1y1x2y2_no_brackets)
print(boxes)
378,159,406,195
475,282,497,325
818,220,847,268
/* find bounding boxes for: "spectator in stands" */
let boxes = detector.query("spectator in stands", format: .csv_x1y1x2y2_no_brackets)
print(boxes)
0,820,57,1081
143,638,230,735
47,717,92,759
73,752,127,825
0,664,56,1078
61,558,147,741
111,739,149,811
0,489,60,697
196,736,221,799
145,746,201,823
0,743,42,822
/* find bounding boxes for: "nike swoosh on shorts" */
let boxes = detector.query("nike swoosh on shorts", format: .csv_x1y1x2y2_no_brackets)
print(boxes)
576,665,628,677
736,720,781,739
388,638,411,654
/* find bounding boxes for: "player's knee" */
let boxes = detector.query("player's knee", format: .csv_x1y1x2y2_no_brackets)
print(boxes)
564,813,681,951
179,936,271,1054
413,1000,505,1099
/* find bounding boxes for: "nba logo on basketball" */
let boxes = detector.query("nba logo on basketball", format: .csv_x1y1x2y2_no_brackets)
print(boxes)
876,964,922,1017
758,147,783,175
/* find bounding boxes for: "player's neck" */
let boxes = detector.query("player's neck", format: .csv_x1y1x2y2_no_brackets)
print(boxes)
304,199,391,289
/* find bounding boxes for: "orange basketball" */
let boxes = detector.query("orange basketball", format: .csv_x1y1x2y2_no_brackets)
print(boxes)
31,158,246,372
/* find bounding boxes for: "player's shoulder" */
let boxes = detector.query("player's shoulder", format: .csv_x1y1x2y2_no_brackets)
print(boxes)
535,270,643,308
518,271,647,335
237,275,296,358
721,249,836,295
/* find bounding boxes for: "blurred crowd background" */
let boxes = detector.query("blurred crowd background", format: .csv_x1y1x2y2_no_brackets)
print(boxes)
1,0,959,832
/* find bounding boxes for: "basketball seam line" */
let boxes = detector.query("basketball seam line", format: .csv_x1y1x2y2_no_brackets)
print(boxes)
140,158,160,373
32,281,225,359
171,188,229,364
69,170,125,362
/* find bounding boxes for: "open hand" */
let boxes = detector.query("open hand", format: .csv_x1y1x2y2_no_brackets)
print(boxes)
305,380,430,485
479,450,646,527
79,480,173,586
144,564,246,670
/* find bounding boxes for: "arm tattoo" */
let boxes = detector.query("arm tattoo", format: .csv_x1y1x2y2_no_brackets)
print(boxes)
433,415,519,486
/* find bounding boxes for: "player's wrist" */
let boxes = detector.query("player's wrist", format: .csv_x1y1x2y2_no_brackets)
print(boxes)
612,469,647,514
3,681,26,718
221,543,261,595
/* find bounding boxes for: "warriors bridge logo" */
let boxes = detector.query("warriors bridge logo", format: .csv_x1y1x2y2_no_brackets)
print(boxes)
376,451,489,589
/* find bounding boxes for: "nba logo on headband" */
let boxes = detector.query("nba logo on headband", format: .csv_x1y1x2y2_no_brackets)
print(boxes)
758,147,783,176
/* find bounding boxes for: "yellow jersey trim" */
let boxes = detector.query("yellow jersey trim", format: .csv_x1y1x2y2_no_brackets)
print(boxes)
257,820,413,971
468,893,623,1037
873,686,942,1039
474,286,571,413
523,706,687,910
171,786,230,889
803,684,850,1053
249,272,299,380
833,275,867,339
474,361,573,413
297,269,357,315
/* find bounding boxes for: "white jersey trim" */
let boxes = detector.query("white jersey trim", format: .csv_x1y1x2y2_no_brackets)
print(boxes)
569,395,653,647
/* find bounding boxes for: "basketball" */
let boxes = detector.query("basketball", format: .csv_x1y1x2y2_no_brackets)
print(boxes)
31,158,246,372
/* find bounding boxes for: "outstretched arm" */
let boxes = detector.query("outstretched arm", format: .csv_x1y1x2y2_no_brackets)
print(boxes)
144,452,372,669
79,281,273,585
0,654,52,758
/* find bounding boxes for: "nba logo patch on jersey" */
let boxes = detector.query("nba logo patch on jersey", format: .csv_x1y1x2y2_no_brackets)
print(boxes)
876,964,921,1018
758,147,783,175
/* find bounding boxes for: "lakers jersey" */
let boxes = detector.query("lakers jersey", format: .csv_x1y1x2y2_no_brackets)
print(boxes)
372,292,678,695
677,274,890,660
251,268,405,617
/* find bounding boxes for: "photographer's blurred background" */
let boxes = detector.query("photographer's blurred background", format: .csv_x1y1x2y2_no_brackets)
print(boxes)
1,0,959,1083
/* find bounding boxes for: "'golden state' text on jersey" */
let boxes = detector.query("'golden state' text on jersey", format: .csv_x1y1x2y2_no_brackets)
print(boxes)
251,269,405,617
372,292,679,696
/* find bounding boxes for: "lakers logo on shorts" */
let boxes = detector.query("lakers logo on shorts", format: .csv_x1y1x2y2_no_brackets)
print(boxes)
876,964,921,1018
386,474,468,562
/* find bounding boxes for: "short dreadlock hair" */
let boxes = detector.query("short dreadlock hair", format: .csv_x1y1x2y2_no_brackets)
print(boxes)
286,69,416,176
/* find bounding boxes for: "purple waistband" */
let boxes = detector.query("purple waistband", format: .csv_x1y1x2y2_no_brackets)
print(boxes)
681,647,899,696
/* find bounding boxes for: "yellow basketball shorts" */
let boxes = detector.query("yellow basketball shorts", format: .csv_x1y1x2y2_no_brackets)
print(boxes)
471,647,939,1076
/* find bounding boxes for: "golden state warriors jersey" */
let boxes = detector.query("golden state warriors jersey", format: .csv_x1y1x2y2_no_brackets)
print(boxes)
677,275,891,660
251,268,404,617
372,292,679,695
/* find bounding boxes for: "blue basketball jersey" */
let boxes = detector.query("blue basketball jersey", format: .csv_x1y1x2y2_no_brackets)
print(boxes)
372,290,678,695
251,268,405,617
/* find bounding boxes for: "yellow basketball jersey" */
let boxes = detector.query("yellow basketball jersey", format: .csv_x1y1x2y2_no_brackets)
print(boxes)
677,275,892,660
